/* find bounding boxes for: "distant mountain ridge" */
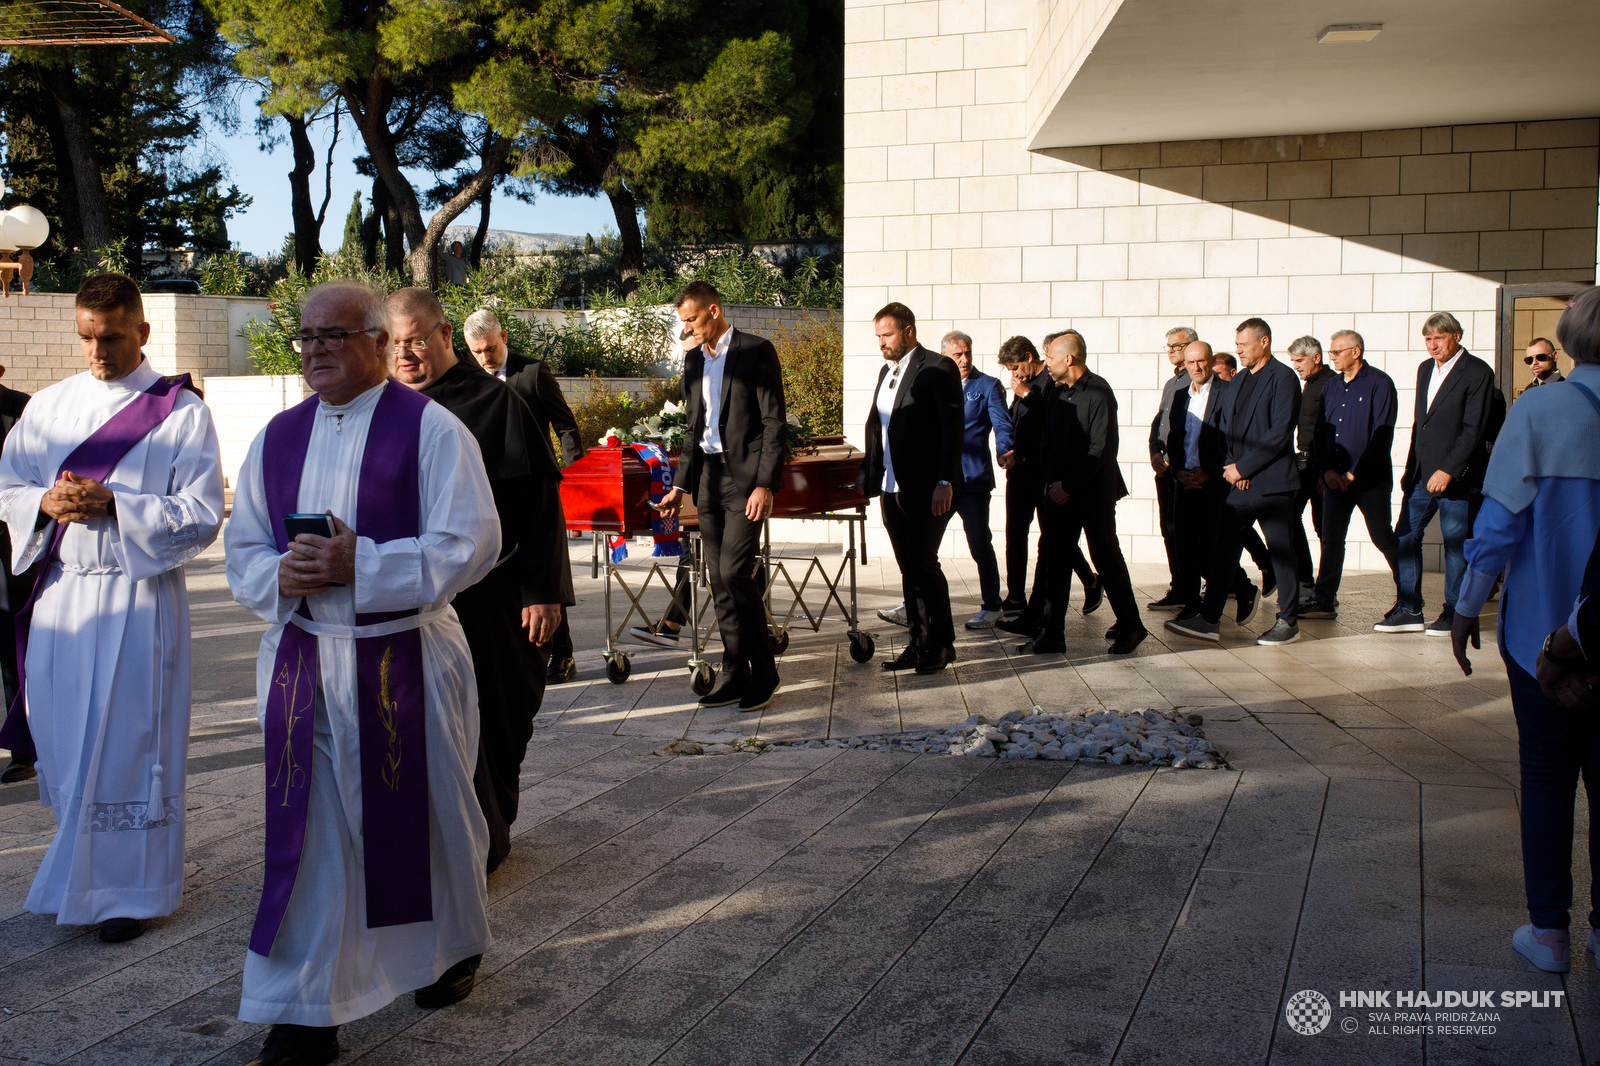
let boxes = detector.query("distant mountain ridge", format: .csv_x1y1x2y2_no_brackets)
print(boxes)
442,226,580,252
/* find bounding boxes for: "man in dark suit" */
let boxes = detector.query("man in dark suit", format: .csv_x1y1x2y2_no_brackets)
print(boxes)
464,308,586,682
995,337,1100,638
1165,341,1250,616
1031,330,1146,655
0,367,30,783
1168,318,1303,645
1383,311,1495,636
654,282,786,711
856,302,963,674
1147,326,1199,610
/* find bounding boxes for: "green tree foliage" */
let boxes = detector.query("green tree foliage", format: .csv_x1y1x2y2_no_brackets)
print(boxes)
0,0,249,265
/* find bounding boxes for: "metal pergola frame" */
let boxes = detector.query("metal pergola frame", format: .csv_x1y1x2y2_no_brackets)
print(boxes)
0,0,174,46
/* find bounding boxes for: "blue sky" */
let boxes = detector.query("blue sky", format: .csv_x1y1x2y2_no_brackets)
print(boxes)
205,113,620,258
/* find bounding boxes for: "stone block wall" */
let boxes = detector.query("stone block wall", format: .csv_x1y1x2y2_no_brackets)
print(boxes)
0,292,234,391
205,374,312,490
844,0,1600,570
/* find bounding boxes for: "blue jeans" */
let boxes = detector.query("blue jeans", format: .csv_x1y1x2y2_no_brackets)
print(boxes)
954,490,1002,611
1393,482,1471,614
1508,653,1600,930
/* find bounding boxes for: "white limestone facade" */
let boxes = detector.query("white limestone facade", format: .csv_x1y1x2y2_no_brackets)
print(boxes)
844,0,1600,571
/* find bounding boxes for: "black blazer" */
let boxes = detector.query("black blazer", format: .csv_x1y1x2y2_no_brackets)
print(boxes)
1221,356,1301,497
504,352,585,467
1041,369,1127,504
1402,349,1495,499
676,328,787,498
860,346,963,500
0,384,32,610
1006,368,1052,485
1166,376,1233,482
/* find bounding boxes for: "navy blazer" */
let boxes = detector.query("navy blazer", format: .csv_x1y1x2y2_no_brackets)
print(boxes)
859,346,964,500
1221,356,1302,497
958,370,1013,493
1401,349,1495,499
1167,376,1233,482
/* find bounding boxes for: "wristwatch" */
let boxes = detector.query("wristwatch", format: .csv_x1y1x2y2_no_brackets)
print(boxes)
1542,629,1587,667
936,480,951,487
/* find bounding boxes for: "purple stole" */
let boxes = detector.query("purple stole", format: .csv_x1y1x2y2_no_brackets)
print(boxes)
0,373,200,763
248,379,436,957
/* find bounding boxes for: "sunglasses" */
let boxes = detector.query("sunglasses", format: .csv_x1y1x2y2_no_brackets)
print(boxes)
1524,352,1556,364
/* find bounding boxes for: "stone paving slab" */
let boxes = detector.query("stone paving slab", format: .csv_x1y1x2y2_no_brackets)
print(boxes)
0,541,1586,1065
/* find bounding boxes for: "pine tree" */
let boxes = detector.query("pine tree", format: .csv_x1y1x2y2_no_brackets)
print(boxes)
338,192,363,260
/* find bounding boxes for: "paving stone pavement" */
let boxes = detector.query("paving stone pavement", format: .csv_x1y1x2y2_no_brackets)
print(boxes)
0,536,1589,1065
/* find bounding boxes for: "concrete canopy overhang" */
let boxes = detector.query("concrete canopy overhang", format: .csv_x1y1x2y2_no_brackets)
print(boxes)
1027,0,1600,150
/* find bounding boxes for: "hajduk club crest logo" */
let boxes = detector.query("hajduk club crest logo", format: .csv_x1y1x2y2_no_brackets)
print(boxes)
1285,989,1332,1035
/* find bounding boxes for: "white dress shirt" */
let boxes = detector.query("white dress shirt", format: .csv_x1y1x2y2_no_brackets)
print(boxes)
1426,348,1463,411
876,356,908,493
698,326,735,454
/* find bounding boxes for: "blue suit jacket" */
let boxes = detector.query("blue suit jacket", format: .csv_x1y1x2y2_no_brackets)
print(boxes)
1221,356,1302,497
959,370,1014,492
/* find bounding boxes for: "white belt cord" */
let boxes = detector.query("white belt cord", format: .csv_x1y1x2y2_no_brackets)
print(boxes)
287,604,449,640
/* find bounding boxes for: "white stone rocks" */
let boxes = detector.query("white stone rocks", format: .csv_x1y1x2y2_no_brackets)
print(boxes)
662,706,1228,769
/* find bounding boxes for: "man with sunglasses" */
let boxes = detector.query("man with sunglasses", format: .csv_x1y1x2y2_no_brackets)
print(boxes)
1526,338,1564,388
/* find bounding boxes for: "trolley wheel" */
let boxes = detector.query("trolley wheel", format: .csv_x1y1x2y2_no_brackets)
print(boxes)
848,631,876,663
606,654,632,684
767,628,791,655
690,663,717,696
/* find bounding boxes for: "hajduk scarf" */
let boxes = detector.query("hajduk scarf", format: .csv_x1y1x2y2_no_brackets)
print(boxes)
608,442,682,563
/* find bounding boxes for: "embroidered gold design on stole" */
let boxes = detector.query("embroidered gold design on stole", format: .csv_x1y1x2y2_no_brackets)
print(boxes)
378,645,402,789
270,651,312,804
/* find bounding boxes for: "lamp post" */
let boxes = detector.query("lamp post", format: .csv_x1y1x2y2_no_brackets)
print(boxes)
0,198,50,297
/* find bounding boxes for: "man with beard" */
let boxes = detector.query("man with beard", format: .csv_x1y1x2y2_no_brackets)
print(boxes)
387,287,570,875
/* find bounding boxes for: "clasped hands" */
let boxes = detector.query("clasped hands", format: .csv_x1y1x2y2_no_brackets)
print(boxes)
1321,469,1356,495
40,471,114,523
1222,463,1250,491
278,513,356,599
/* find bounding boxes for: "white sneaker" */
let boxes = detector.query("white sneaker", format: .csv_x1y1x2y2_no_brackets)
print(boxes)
877,602,909,627
626,625,681,647
1513,923,1570,973
965,609,1001,629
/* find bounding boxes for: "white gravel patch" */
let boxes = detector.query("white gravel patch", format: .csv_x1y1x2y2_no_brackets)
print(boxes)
658,706,1228,769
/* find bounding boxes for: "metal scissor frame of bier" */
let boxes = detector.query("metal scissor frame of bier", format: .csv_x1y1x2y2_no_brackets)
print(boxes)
558,437,879,691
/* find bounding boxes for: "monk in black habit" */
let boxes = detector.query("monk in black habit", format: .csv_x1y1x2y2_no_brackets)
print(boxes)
387,288,573,873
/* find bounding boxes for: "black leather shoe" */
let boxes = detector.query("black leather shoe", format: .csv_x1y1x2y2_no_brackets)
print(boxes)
1020,636,1066,654
245,1024,339,1066
414,954,482,1009
546,656,577,683
914,646,955,674
1145,590,1186,611
698,669,748,707
1,758,35,784
98,917,146,943
1080,575,1103,615
1105,623,1122,641
739,671,782,711
1109,626,1149,655
882,646,920,671
1260,570,1277,597
1000,597,1027,616
994,617,1039,637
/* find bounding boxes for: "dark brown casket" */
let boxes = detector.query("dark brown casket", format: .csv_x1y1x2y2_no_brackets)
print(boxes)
559,435,868,534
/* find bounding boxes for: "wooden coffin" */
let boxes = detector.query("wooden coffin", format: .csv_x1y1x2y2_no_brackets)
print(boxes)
559,436,868,534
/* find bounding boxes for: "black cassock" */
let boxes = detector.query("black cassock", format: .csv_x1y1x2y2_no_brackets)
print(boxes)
420,357,573,873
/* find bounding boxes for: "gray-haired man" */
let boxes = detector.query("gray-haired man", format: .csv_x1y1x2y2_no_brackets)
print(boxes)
1287,335,1336,597
463,309,585,682
1147,326,1198,610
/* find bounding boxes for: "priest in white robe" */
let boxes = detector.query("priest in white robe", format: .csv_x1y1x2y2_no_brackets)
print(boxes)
0,273,223,943
225,281,499,1066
